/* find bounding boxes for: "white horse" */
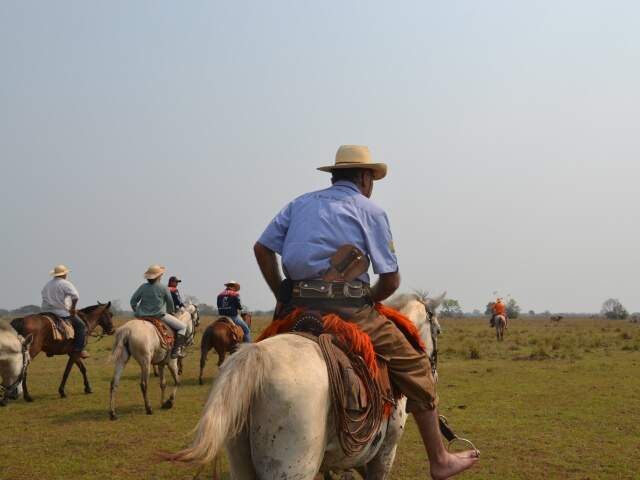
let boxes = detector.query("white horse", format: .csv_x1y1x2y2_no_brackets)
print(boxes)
494,314,506,341
0,320,32,406
167,293,446,479
108,304,198,420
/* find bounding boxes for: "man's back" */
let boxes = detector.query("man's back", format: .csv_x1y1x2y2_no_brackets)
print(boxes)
258,180,397,283
41,278,79,317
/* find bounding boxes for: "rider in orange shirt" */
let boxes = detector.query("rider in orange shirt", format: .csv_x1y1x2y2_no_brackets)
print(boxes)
491,298,508,328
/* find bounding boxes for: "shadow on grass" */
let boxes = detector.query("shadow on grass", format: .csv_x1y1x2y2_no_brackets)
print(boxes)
51,404,150,424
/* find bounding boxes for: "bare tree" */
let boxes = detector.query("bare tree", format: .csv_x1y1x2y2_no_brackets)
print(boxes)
601,298,628,319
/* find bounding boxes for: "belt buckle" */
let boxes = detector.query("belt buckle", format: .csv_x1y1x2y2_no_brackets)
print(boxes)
343,281,364,298
300,281,333,298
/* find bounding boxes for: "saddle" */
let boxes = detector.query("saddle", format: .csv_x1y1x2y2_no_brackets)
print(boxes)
140,317,175,349
41,313,75,342
215,317,244,343
291,311,396,457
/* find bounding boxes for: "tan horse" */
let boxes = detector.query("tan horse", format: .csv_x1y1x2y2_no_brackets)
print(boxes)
199,312,252,385
108,304,198,420
0,321,33,406
10,303,115,401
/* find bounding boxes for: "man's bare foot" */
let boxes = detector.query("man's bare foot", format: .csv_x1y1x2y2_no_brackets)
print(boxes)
430,450,479,480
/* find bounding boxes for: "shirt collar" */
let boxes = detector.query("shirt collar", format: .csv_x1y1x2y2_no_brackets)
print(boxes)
332,180,361,194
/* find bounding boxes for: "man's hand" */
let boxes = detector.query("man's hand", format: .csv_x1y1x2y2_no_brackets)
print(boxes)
370,271,401,303
69,299,78,317
254,242,283,298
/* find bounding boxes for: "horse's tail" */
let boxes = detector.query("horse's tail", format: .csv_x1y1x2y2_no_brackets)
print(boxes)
108,327,130,363
162,343,270,464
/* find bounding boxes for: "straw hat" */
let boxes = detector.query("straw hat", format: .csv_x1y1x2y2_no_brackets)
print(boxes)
144,264,166,280
49,264,70,277
225,280,240,289
317,145,387,180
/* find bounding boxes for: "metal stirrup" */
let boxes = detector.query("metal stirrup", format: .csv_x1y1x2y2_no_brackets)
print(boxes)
439,415,480,456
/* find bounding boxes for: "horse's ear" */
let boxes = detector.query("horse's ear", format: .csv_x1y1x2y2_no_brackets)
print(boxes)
429,291,447,310
107,301,111,308
97,300,103,305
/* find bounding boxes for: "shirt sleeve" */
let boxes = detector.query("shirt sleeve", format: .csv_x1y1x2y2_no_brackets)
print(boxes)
130,285,142,311
62,281,80,301
164,286,176,314
362,211,399,275
257,202,292,255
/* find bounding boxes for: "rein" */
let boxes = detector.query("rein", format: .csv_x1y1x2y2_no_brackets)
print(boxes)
0,341,30,397
424,306,439,377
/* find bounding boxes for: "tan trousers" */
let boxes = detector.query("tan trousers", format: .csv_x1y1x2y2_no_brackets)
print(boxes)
288,301,438,413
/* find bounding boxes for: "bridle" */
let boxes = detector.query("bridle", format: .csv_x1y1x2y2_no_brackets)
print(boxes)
0,340,30,398
425,306,439,377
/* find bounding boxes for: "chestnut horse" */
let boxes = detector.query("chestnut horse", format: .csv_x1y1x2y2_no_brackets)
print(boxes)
10,302,115,401
199,312,252,385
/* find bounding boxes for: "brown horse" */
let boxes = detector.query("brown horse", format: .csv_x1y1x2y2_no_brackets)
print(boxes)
11,302,115,401
199,312,251,385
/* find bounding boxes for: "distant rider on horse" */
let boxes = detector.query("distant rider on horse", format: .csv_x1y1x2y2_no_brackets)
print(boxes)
130,264,187,358
254,145,478,479
41,264,89,358
216,281,250,343
490,298,508,329
168,276,185,310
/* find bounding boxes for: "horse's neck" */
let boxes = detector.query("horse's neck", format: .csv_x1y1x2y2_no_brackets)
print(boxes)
400,301,434,358
81,308,102,333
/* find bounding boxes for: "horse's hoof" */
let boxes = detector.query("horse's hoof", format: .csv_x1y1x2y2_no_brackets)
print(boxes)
161,399,173,410
24,396,33,403
198,378,204,385
59,391,66,399
146,408,153,415
0,399,7,407
84,387,93,394
109,412,117,421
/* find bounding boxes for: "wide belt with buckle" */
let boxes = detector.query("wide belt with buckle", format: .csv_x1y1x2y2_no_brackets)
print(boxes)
292,280,371,300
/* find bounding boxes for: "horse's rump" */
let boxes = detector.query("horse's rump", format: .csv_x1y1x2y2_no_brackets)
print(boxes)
139,317,174,349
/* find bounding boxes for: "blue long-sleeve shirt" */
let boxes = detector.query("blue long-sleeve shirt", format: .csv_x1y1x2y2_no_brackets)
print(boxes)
217,289,242,316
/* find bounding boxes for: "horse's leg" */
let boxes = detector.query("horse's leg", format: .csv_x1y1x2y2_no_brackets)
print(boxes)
158,364,167,405
109,354,128,420
199,345,209,385
215,343,226,367
162,359,179,409
140,360,153,415
152,365,159,377
177,357,183,376
73,358,92,394
58,356,75,398
22,370,33,402
227,425,257,479
365,399,408,479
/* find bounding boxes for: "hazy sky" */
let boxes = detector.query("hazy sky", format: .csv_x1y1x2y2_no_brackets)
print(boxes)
1,1,639,313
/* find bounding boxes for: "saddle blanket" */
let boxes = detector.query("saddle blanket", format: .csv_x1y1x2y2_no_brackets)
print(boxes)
43,314,75,342
216,317,244,343
141,317,175,349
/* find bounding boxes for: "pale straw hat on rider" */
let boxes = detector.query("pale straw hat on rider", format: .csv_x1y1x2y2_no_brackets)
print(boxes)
144,264,166,280
225,280,240,289
317,145,387,180
49,264,70,277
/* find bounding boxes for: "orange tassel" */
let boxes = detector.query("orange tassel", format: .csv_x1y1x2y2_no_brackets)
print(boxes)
374,303,426,352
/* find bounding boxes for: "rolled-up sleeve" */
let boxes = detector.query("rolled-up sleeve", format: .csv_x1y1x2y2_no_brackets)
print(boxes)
257,202,292,254
363,212,398,274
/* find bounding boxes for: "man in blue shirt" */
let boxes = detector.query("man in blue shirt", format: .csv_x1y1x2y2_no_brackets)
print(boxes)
255,145,478,478
216,281,250,343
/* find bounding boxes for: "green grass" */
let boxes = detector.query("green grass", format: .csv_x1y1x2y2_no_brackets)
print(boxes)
1,316,639,479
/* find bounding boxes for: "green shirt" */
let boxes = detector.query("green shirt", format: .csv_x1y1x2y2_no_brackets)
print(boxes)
130,282,175,317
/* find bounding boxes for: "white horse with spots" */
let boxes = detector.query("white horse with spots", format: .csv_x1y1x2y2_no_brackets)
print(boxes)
494,315,506,341
0,320,32,406
167,293,445,479
108,304,199,419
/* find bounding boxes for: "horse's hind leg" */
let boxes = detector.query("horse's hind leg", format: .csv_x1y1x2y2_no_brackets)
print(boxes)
74,358,92,394
199,347,209,385
59,356,75,398
158,364,167,405
215,344,226,367
227,426,257,479
140,360,153,415
161,359,179,410
109,354,128,420
22,371,33,402
177,357,183,376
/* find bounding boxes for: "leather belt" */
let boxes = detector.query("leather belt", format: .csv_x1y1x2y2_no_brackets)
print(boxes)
292,280,371,300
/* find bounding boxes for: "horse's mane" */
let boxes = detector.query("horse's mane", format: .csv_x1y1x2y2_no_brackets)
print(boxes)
80,303,105,313
0,319,17,334
385,293,422,310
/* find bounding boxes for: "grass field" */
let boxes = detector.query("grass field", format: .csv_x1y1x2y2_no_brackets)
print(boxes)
1,315,639,480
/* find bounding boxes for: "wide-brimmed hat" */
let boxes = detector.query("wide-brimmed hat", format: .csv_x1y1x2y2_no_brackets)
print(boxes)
49,264,70,277
144,264,166,280
317,145,387,180
224,280,240,289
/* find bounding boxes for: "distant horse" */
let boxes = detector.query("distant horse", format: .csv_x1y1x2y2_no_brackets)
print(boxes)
11,302,115,401
108,304,198,420
495,314,506,341
0,321,32,406
165,294,450,479
550,315,563,322
199,312,252,385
